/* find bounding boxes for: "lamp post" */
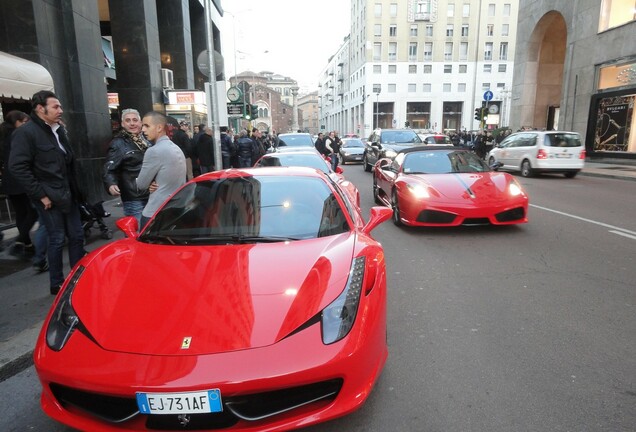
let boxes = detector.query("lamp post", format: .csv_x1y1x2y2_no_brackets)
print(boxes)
374,89,381,129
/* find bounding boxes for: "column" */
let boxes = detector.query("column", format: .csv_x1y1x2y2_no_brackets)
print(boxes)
291,86,299,131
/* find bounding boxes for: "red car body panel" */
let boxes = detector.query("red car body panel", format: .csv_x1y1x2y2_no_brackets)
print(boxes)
34,167,392,431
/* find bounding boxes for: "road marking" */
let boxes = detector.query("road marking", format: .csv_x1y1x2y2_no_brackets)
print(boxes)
530,204,636,238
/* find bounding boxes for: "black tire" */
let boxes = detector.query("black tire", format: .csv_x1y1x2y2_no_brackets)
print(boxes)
391,190,403,226
564,171,578,178
373,177,382,204
363,153,372,172
520,160,534,177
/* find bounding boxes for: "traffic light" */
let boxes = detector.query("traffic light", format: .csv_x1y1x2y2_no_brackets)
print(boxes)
251,104,259,120
244,104,252,120
404,121,410,127
474,108,482,121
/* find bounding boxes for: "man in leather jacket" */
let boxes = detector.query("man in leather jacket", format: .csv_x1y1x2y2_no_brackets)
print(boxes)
103,108,150,224
9,90,85,295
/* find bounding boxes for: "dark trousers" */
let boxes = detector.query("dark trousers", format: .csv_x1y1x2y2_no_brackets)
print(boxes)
8,193,38,245
35,201,85,288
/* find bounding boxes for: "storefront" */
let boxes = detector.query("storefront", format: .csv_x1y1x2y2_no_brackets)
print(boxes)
165,90,208,126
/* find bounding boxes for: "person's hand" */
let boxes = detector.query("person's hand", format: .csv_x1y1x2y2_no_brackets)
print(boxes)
108,184,121,196
149,181,158,193
41,196,52,210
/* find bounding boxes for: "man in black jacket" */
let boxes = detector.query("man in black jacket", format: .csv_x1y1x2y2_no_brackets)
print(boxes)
9,90,85,295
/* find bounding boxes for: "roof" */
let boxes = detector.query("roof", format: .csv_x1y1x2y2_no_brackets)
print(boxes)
0,51,54,100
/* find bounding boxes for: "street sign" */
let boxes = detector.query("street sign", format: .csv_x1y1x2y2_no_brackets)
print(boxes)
483,90,493,101
227,103,243,116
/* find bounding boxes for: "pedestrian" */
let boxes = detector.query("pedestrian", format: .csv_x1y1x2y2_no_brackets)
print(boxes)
220,126,236,169
136,111,186,229
172,120,193,180
9,90,85,295
236,130,256,167
196,126,215,174
251,129,266,165
314,132,329,157
325,131,341,171
1,110,38,260
102,108,150,226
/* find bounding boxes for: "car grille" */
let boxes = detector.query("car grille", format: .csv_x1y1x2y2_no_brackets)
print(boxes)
495,207,525,222
416,210,457,224
49,378,343,430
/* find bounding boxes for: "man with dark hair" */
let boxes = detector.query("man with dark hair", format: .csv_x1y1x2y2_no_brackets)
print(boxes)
220,126,236,169
9,90,85,295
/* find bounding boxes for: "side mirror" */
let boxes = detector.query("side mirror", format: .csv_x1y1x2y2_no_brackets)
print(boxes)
361,206,393,235
116,216,139,238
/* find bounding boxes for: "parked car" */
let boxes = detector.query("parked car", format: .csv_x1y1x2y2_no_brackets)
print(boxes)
338,137,366,164
487,130,585,178
417,133,452,146
34,167,393,431
373,146,529,227
275,132,315,152
362,128,423,172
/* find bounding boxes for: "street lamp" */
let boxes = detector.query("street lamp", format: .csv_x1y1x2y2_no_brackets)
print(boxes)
374,89,381,129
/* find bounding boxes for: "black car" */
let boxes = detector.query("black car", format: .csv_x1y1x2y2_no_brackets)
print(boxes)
363,128,422,172
338,138,366,164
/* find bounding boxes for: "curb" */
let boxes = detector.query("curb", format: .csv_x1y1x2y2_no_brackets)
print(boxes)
0,322,42,383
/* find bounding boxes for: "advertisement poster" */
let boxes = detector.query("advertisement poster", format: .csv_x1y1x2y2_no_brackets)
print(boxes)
594,95,633,152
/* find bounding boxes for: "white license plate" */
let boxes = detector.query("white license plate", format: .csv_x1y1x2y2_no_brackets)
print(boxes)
554,153,572,158
136,389,222,414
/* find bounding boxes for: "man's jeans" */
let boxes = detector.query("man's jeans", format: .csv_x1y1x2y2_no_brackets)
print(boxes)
35,203,85,288
33,217,48,266
123,199,147,227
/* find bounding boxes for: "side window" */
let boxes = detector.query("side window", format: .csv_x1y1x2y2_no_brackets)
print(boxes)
501,136,516,148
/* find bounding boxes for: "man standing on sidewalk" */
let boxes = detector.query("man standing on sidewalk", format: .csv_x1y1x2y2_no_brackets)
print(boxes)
9,90,85,295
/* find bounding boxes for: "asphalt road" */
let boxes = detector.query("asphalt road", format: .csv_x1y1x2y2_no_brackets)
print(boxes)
1,165,635,431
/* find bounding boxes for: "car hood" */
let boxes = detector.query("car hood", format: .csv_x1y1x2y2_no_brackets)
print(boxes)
410,172,518,203
71,234,355,355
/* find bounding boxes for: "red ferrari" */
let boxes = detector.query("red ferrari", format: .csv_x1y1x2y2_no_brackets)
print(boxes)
372,147,529,227
34,167,393,431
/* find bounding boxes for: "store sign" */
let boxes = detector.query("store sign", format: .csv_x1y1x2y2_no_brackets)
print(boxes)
107,93,119,106
227,103,243,116
167,91,205,105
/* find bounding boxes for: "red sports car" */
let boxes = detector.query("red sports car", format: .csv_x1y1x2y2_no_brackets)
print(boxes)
34,167,392,431
372,147,529,227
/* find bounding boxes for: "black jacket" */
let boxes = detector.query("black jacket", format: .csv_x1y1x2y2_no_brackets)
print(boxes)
9,113,82,213
172,129,192,158
1,124,23,195
195,134,215,167
102,133,149,202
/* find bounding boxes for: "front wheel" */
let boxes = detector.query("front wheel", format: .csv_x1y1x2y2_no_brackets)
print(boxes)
391,190,403,226
363,153,372,172
564,171,578,178
373,177,382,204
520,160,534,177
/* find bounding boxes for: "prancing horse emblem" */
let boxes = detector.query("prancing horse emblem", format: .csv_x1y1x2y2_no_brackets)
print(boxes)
181,337,192,349
178,414,191,427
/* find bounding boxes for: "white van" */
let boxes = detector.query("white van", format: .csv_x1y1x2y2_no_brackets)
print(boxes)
487,131,585,178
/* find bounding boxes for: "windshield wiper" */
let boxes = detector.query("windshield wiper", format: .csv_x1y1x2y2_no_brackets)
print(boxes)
140,234,187,245
188,234,301,244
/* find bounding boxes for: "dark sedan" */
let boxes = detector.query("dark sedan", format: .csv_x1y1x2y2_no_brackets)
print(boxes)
338,138,366,164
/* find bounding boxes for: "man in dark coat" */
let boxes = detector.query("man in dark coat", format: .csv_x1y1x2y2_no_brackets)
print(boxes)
196,127,215,174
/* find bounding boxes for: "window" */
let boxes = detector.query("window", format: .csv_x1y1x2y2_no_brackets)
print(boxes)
424,42,433,61
446,25,454,37
488,3,495,16
409,64,417,73
423,64,432,73
409,42,418,61
498,64,507,73
482,82,490,91
373,65,382,73
497,82,506,89
373,42,382,61
389,42,397,61
390,3,397,17
463,4,470,17
447,3,455,17
598,0,635,31
374,3,382,17
410,24,418,36
373,84,381,93
425,25,433,36
444,65,452,73
484,42,493,60
389,24,397,36
484,64,492,73
444,42,453,61
459,64,467,73
499,42,508,60
461,24,469,37
458,83,466,92
408,83,417,92
389,64,397,74
388,84,396,93
487,24,494,36
374,24,382,37
423,83,432,92
443,83,451,92
501,24,509,36
503,3,511,17
460,42,468,60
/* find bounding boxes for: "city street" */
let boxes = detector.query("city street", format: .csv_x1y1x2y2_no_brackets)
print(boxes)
1,167,635,431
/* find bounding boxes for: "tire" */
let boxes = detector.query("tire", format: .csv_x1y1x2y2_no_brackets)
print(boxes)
520,160,534,177
391,190,403,226
373,177,382,205
363,153,372,172
564,171,578,178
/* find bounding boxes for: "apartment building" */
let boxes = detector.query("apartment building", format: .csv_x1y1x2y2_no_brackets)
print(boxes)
319,0,518,138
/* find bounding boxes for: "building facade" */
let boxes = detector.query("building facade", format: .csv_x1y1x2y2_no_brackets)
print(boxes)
319,0,519,138
511,0,636,158
298,92,319,135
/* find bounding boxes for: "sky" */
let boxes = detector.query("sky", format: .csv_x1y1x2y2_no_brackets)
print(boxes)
221,0,351,93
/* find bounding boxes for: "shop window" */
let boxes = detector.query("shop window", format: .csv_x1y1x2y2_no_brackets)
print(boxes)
599,0,636,32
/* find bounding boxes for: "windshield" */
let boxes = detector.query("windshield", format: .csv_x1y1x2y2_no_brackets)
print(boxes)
139,176,350,244
255,154,330,174
343,139,365,148
380,130,422,144
402,151,490,174
277,134,314,147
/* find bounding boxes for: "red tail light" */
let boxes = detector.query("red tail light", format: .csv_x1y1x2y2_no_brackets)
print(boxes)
579,149,586,159
537,149,548,159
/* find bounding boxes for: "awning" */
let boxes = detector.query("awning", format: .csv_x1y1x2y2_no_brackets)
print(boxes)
0,51,54,101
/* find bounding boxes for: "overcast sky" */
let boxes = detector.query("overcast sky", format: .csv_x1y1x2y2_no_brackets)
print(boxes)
221,0,351,93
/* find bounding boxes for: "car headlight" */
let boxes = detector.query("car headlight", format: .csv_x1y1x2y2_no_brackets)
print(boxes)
46,266,85,351
321,256,366,344
407,183,430,198
384,149,398,158
508,181,523,197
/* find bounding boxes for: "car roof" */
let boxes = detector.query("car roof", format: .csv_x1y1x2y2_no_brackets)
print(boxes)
196,166,328,181
398,145,462,155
